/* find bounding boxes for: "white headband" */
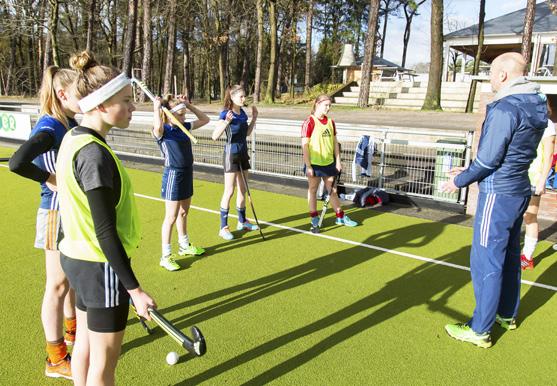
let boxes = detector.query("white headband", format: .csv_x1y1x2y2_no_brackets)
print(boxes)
78,73,131,113
170,103,187,113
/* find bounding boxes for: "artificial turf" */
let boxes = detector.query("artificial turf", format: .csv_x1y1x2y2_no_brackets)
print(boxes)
1,145,556,385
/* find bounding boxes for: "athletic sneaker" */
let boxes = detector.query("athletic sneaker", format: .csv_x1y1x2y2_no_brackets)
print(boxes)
495,314,517,331
310,217,320,233
335,215,358,227
160,254,181,271
444,323,492,348
45,354,72,380
64,330,75,346
219,227,234,240
520,254,534,270
178,244,205,256
237,221,259,231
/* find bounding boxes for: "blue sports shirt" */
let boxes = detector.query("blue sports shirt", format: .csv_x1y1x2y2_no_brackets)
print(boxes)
31,115,78,209
156,122,194,168
219,109,249,154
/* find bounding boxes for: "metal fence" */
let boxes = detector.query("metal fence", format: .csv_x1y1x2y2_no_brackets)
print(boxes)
0,105,474,205
108,116,473,206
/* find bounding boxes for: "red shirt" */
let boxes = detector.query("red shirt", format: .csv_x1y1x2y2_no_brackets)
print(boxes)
301,115,337,138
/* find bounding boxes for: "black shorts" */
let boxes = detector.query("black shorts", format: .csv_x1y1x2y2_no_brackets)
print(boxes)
61,254,130,332
223,149,250,173
304,162,338,177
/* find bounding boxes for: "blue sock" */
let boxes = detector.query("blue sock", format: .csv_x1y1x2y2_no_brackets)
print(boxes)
237,207,246,223
220,208,229,229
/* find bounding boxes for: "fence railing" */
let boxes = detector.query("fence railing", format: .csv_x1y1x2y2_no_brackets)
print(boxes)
0,106,474,205
108,118,473,205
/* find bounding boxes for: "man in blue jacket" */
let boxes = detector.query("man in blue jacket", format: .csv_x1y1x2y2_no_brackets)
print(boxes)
441,52,548,348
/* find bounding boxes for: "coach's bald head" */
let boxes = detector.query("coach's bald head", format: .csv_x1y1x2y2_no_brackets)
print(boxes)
490,52,528,92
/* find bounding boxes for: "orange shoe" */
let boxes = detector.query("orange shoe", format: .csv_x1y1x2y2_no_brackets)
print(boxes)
64,330,76,346
45,354,72,380
520,254,534,270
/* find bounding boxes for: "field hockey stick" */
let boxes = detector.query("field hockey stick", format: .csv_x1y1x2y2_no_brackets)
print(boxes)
238,162,265,241
147,307,207,357
130,77,198,144
0,157,10,162
130,300,153,334
317,171,341,228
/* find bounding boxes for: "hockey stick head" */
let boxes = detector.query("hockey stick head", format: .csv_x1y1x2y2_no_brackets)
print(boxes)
130,77,157,102
190,326,207,356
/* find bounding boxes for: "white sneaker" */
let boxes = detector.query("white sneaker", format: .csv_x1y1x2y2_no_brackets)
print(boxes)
160,254,181,271
219,227,234,240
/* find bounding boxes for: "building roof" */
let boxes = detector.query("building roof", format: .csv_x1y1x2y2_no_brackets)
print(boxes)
444,1,557,40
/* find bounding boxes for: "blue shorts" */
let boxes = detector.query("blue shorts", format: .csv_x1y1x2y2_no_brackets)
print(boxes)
161,167,193,201
304,162,338,177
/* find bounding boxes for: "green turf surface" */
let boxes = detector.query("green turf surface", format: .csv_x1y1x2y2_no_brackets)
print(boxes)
1,145,556,385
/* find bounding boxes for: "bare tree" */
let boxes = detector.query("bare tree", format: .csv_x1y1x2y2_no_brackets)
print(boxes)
401,0,426,68
139,0,152,101
422,0,443,111
86,0,96,51
521,0,536,66
357,0,380,108
265,0,278,103
253,0,264,103
162,0,177,95
122,0,138,77
465,0,485,113
379,0,400,58
304,0,313,92
48,0,60,67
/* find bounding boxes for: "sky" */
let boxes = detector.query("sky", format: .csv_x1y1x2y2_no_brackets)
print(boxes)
378,0,541,67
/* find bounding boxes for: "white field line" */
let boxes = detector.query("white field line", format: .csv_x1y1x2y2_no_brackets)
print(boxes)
134,192,557,293
1,164,556,292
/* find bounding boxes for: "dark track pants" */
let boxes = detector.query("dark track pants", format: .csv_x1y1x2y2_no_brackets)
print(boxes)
469,192,530,334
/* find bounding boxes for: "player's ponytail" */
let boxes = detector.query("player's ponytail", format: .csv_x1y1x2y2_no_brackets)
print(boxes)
39,66,77,130
311,94,331,115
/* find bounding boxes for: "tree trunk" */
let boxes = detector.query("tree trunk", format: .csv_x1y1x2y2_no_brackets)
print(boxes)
253,0,264,103
122,0,138,77
465,0,485,113
304,0,313,92
265,0,277,103
86,0,97,51
182,30,191,97
48,0,60,67
357,0,380,108
380,4,389,58
61,2,79,51
421,0,443,111
290,4,298,98
139,0,151,101
162,0,177,95
401,16,412,68
521,0,536,66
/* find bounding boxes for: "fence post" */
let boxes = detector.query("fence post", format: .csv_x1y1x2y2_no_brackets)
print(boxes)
458,130,474,204
378,130,388,188
251,126,256,172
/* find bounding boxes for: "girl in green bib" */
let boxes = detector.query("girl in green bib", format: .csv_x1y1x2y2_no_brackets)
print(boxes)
301,94,358,232
56,51,156,386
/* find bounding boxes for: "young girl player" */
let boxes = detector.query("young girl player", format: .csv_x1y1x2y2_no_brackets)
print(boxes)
9,66,79,380
212,85,259,240
56,51,156,385
153,95,210,271
301,94,358,232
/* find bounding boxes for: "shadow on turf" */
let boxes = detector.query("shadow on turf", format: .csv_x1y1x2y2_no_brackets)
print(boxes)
123,217,478,382
175,246,473,385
